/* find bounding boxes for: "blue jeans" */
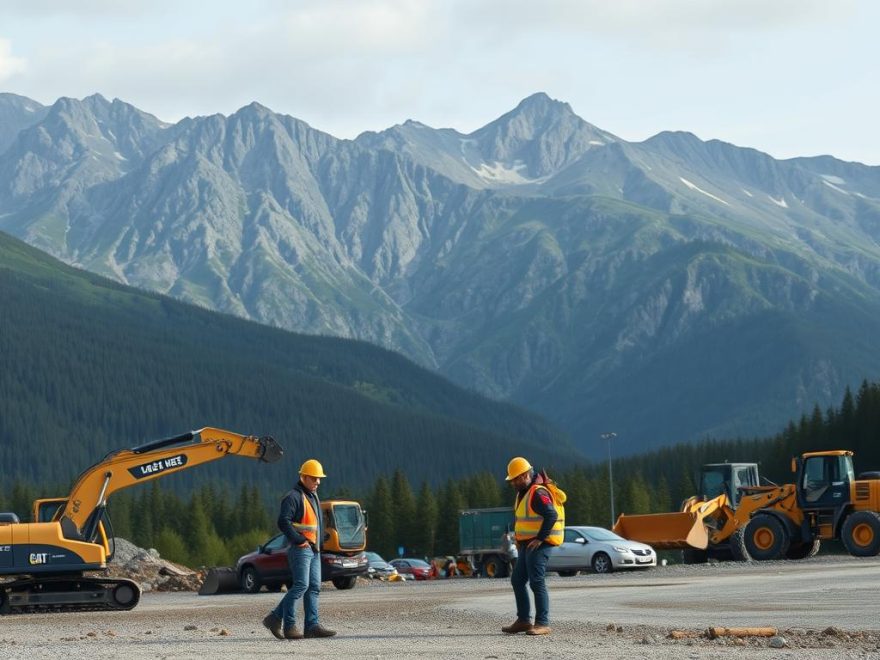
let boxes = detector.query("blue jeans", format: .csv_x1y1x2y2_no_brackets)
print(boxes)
272,546,321,630
511,542,552,626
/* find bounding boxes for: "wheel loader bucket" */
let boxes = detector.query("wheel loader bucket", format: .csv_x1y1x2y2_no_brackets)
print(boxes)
198,567,241,595
613,511,710,550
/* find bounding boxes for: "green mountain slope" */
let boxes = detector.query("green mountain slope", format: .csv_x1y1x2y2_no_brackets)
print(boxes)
0,230,578,490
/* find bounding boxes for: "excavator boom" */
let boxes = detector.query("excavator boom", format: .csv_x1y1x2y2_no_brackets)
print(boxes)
58,427,282,534
0,427,282,615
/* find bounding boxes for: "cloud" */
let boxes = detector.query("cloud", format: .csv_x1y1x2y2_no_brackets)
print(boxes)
0,39,27,80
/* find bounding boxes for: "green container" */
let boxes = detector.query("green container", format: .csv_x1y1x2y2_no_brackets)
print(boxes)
459,507,514,554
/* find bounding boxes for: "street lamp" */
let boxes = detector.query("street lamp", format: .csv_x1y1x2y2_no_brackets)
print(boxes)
600,432,617,527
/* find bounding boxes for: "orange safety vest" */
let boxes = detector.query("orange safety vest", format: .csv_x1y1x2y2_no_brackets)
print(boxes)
291,494,319,544
514,484,565,546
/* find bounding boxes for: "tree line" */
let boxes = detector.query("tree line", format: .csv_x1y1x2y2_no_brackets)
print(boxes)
3,381,879,567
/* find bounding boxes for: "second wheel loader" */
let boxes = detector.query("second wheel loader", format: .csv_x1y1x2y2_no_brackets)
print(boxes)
613,450,880,563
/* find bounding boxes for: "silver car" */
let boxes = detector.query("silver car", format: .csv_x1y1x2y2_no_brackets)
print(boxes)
548,526,656,575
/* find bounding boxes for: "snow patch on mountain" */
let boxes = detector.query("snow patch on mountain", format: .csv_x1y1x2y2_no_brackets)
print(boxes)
679,177,730,206
822,179,849,195
472,160,548,185
769,195,789,208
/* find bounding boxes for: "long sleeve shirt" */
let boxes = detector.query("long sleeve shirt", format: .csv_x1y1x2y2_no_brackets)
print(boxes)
277,482,323,550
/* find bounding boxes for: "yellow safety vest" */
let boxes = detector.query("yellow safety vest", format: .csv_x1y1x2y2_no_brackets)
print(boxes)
292,495,319,544
514,484,565,546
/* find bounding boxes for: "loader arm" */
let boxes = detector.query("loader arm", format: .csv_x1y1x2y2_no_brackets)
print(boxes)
54,427,282,537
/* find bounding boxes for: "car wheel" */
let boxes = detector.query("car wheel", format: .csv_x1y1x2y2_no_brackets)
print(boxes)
331,576,358,590
240,566,262,593
591,552,613,574
556,570,577,577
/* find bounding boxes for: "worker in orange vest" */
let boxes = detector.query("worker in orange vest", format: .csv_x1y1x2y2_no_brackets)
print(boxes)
262,459,337,640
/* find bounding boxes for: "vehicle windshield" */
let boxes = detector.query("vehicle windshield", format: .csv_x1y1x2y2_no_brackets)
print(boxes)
365,552,385,562
404,559,430,568
331,503,366,547
583,528,624,542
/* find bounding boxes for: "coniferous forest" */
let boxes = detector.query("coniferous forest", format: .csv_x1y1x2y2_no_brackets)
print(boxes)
3,381,878,567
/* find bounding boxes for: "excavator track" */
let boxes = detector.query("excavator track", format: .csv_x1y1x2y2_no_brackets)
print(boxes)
0,575,140,615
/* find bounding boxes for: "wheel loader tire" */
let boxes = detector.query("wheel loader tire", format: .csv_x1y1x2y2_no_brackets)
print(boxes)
240,566,262,593
331,576,357,590
681,548,708,564
842,511,880,557
483,555,507,578
728,528,750,562
785,538,821,560
591,552,613,574
744,514,789,560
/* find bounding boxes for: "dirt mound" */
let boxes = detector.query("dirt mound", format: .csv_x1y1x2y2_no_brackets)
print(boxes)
107,538,203,592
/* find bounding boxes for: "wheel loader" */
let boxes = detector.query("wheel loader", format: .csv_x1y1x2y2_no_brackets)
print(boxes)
612,450,880,562
0,427,283,614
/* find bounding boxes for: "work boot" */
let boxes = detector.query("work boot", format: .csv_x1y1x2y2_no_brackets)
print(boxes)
527,625,552,636
283,626,304,640
501,619,533,634
262,613,284,640
304,624,337,638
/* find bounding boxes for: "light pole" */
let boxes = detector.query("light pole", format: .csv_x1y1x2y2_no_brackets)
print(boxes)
600,432,617,527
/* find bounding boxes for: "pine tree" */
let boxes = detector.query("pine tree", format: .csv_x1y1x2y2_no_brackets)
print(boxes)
390,469,416,555
434,480,465,556
366,476,396,558
411,482,438,556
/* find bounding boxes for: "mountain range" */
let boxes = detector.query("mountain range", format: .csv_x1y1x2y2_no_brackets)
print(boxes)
2,90,879,453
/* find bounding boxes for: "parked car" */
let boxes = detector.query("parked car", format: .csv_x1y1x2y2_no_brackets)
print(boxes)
388,558,433,580
365,551,398,579
547,526,656,575
235,533,369,591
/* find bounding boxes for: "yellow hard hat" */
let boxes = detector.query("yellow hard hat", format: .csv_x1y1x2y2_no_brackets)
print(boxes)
299,459,327,478
505,457,532,481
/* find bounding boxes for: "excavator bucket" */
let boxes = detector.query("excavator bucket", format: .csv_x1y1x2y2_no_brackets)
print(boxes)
613,511,710,549
198,567,241,595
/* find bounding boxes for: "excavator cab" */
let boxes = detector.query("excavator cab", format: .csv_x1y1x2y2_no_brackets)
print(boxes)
700,463,760,509
794,451,854,510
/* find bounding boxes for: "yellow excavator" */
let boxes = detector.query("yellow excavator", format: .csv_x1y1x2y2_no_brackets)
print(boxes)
0,427,282,614
613,450,880,562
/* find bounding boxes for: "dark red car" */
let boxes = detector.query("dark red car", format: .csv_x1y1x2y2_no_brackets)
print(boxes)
389,558,433,580
235,533,368,591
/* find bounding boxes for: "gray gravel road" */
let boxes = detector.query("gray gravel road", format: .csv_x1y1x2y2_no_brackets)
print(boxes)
2,555,880,659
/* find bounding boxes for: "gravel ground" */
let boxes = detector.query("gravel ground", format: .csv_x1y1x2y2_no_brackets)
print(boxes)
2,556,880,659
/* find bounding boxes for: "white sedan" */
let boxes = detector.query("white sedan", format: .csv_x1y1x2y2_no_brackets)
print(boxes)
548,526,656,575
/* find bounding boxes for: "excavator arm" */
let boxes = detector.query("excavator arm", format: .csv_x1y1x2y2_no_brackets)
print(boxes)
55,427,283,537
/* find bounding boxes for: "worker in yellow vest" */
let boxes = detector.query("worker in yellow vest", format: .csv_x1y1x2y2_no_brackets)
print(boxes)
501,457,565,636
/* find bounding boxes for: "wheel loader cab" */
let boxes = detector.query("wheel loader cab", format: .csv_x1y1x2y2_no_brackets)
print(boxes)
700,463,759,508
321,501,367,553
795,451,855,510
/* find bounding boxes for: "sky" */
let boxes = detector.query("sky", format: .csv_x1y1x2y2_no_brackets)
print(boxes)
1,0,877,164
